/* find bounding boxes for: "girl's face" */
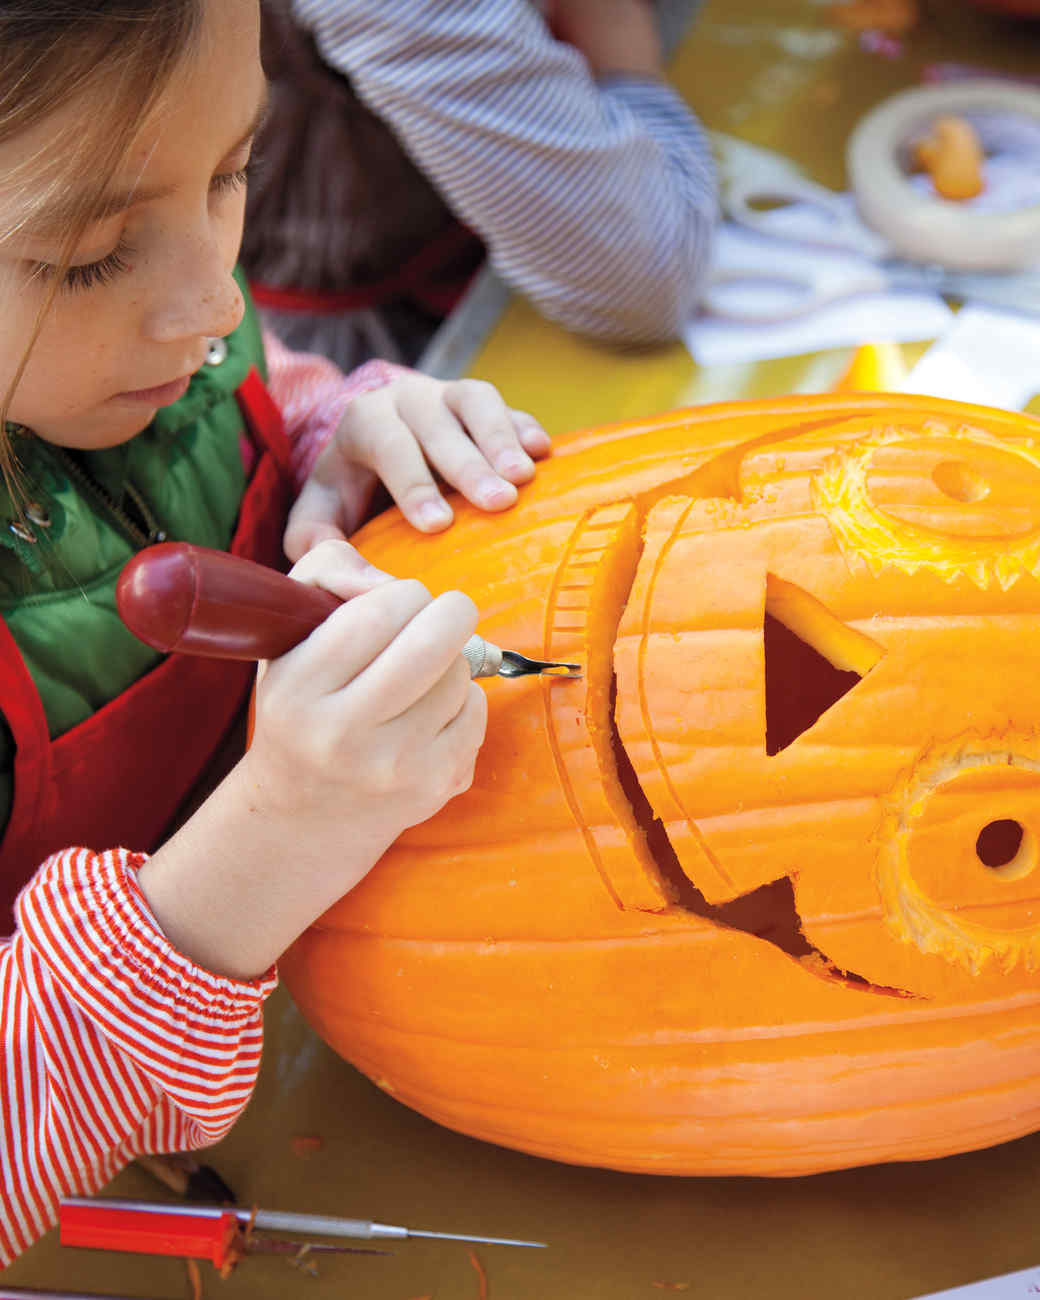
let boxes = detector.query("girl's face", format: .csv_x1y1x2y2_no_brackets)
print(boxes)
0,0,265,449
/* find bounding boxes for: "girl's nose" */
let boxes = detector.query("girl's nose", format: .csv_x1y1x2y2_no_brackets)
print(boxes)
143,235,245,345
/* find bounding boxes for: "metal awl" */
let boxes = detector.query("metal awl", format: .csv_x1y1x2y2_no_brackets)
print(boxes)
60,1197,548,1251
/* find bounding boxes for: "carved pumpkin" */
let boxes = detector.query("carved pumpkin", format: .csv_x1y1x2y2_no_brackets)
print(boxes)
281,392,1040,1177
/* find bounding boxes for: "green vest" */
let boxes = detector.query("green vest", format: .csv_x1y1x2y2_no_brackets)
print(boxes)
0,273,267,825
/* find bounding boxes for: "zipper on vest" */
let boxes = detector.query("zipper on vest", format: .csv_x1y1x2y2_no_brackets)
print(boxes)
52,447,168,548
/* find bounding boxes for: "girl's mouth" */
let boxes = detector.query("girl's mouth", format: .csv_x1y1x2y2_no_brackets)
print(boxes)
114,374,192,407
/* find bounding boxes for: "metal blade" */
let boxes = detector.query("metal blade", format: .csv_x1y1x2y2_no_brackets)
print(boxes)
498,650,581,678
408,1228,548,1248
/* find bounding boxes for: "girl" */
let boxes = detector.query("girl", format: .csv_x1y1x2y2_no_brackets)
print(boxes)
0,0,549,1263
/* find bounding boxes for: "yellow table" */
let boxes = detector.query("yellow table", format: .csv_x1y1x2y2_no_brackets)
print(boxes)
7,4,1040,1299
465,0,1040,434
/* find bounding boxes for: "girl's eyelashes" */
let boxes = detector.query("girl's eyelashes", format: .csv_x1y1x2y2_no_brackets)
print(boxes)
30,238,136,294
210,156,256,195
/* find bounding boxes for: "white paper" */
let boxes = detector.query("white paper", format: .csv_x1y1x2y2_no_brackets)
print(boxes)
902,306,1040,411
684,224,955,367
911,1264,1040,1299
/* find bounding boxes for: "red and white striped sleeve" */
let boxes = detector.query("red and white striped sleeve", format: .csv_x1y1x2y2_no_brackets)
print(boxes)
0,847,276,1265
261,327,411,490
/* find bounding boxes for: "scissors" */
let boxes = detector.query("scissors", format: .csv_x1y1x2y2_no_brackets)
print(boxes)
704,132,1040,325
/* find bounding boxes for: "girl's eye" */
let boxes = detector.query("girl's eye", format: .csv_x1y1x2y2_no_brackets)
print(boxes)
210,162,253,195
30,238,136,294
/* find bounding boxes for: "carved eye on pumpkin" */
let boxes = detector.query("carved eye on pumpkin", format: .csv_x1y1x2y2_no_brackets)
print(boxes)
812,425,1040,588
282,396,1040,1180
879,736,1040,975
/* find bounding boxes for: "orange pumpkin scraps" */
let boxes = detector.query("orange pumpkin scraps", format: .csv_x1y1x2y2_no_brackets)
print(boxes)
830,0,919,33
289,1134,324,1157
283,393,1040,1178
911,115,985,200
830,342,910,395
468,1249,489,1300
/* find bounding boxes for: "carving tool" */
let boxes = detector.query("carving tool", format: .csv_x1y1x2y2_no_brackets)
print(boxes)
60,1197,548,1250
0,1290,172,1299
58,1199,388,1270
116,542,580,679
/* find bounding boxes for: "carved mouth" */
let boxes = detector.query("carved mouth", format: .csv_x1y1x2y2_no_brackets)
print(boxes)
607,651,911,999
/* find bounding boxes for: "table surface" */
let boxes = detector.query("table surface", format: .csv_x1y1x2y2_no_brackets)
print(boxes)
8,3,1040,1298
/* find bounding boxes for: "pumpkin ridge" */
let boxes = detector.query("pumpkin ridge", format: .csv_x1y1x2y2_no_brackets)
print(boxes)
309,956,1040,1042
540,502,664,912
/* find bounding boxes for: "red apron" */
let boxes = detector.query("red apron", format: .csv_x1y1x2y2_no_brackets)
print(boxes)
0,368,294,925
248,220,484,319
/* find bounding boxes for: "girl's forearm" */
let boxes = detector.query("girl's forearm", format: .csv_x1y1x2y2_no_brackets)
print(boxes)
137,758,394,980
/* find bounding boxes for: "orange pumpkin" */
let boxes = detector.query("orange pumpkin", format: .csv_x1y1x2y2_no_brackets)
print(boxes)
282,392,1040,1177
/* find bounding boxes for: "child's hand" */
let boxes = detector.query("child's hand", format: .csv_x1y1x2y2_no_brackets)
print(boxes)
284,375,551,562
140,540,488,979
250,540,487,873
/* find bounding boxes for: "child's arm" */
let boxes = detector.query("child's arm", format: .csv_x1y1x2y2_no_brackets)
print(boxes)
134,541,486,979
294,0,718,345
262,329,551,561
2,543,487,1259
0,847,274,1265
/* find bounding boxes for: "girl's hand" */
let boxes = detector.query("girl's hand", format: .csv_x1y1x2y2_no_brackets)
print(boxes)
139,540,488,979
249,542,487,869
284,375,551,562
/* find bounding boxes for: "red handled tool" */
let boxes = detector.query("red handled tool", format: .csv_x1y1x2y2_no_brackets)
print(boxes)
116,542,580,678
58,1199,387,1269
59,1196,547,1251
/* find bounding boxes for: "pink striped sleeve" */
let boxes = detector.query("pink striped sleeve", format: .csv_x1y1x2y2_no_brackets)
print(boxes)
262,328,411,489
1,847,275,1265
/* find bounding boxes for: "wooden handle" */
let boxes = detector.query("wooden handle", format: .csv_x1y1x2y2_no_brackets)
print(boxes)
116,543,342,660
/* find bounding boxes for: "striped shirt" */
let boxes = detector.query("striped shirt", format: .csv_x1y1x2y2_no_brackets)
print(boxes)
291,0,718,344
0,848,274,1263
0,339,401,1265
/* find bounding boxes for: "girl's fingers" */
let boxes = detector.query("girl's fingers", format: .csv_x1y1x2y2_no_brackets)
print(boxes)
386,651,475,736
286,536,392,603
438,379,539,485
422,674,488,795
356,667,488,831
345,588,480,714
347,403,458,532
337,378,549,532
284,460,378,562
270,576,435,699
510,409,553,459
393,392,519,515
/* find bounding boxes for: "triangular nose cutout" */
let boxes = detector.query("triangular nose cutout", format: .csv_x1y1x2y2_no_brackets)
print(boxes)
763,574,884,756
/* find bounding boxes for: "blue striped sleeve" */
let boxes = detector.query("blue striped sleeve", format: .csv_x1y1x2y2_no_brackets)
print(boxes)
291,0,717,344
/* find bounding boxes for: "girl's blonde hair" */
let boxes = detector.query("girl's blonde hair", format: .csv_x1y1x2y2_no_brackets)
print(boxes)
0,1,204,488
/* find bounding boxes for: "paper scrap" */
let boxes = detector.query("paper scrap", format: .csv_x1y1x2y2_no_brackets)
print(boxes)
911,1264,1040,1299
902,306,1040,411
